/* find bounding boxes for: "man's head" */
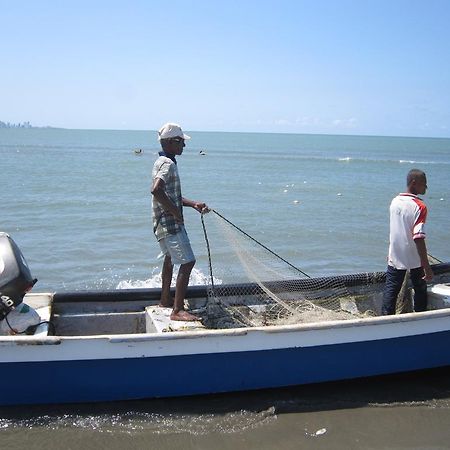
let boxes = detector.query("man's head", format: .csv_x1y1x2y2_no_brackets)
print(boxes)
158,123,190,156
407,169,427,195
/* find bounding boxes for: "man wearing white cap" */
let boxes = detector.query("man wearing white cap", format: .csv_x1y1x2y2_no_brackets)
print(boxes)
151,123,208,321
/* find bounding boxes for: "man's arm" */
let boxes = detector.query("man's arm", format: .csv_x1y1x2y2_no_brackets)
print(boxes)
414,238,434,281
151,178,183,223
182,197,209,213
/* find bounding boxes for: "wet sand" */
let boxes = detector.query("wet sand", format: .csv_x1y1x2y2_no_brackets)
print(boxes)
1,367,450,449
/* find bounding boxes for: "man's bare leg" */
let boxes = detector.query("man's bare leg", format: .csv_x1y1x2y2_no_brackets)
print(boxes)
171,260,199,321
159,255,174,307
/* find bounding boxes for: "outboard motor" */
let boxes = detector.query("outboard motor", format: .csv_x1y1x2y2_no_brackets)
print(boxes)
0,232,37,321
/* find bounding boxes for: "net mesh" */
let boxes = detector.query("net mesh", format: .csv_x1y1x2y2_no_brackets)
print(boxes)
199,211,382,329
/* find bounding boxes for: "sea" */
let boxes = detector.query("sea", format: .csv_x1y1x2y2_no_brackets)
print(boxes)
1,128,450,449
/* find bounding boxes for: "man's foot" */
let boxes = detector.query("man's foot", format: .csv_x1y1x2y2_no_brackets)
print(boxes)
170,310,200,322
158,297,174,308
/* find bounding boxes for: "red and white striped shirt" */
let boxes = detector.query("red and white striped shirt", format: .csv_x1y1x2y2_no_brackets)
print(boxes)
388,193,427,269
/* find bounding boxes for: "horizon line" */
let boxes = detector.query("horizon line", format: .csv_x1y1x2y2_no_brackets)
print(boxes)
3,125,449,140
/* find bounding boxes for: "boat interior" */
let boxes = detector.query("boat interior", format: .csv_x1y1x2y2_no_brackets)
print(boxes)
21,267,450,338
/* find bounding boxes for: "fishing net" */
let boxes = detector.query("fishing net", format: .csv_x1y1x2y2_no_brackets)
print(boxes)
199,210,383,329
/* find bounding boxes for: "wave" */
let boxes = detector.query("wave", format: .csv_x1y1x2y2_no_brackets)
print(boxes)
3,142,449,166
0,406,276,434
397,159,450,165
116,267,221,290
212,149,450,165
334,156,450,165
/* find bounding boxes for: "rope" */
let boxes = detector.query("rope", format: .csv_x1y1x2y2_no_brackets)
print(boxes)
428,253,443,265
202,209,310,279
201,212,215,289
3,314,55,335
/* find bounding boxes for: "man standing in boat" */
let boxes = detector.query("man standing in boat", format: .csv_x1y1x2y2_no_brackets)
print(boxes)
382,169,433,315
151,123,208,321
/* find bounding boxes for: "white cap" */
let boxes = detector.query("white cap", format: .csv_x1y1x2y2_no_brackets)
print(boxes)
157,123,191,141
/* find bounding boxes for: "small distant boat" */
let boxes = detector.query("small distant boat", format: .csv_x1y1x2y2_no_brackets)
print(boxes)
134,148,143,155
199,150,206,155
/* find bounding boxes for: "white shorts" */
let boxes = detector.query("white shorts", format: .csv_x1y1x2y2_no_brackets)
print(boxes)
158,226,195,265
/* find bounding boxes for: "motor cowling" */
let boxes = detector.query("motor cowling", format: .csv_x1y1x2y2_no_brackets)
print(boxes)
0,232,37,320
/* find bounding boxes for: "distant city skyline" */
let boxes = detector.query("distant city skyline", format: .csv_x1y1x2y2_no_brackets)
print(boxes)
1,0,449,138
0,120,33,128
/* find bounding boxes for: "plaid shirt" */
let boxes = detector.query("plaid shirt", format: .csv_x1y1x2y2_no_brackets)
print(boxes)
152,154,183,240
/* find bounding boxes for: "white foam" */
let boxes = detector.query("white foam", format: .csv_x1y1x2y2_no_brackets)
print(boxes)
116,267,222,289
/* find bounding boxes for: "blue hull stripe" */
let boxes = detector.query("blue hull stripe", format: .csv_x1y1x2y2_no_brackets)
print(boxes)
2,330,450,405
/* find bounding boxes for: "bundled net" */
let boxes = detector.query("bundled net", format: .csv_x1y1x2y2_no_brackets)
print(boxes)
199,211,382,329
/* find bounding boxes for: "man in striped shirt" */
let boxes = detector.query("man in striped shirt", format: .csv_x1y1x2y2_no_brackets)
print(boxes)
382,169,434,315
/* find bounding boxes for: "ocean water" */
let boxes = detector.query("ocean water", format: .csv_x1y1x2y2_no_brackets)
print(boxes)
1,128,450,449
1,128,449,292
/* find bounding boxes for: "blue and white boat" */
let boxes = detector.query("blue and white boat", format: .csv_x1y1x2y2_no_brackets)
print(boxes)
1,255,450,406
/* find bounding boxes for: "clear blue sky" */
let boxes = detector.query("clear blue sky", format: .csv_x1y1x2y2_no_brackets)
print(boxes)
1,0,449,137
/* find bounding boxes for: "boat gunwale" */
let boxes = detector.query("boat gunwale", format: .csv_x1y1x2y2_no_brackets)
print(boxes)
2,305,450,346
1,262,448,346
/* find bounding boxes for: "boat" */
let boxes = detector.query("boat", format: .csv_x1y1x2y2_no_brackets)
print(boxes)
1,254,450,406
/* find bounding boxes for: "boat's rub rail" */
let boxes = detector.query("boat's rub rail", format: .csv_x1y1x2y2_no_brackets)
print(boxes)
0,337,62,346
108,327,250,343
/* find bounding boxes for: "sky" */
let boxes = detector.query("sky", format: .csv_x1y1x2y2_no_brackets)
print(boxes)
1,0,450,137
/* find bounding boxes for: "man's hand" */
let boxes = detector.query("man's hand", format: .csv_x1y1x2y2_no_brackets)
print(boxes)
414,238,434,281
193,202,209,214
423,264,434,281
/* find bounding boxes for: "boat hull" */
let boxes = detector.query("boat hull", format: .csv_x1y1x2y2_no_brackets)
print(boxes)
2,263,450,406
2,326,450,406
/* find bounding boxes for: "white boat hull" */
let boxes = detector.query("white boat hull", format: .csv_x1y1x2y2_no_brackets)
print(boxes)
1,265,450,406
